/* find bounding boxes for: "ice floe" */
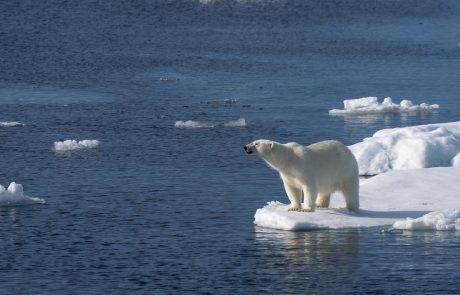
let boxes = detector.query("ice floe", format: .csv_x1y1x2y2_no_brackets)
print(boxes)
174,118,246,128
0,182,45,206
0,121,25,127
53,139,100,152
329,97,439,115
254,167,460,231
349,121,460,175
159,77,177,82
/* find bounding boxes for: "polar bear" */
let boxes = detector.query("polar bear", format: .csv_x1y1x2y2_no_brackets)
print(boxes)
244,140,359,212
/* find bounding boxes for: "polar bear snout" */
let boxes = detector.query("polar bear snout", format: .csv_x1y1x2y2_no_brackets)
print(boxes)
244,145,253,154
244,140,272,155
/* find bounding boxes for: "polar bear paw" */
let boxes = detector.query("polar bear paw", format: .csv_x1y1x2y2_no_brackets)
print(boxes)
300,208,314,212
288,206,301,212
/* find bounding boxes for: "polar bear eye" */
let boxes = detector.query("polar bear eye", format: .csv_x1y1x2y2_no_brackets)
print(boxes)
254,142,259,146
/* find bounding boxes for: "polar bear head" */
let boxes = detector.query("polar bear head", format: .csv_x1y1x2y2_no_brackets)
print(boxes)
244,140,275,156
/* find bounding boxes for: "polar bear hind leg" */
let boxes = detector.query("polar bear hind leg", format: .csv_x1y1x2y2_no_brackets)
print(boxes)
341,176,359,212
316,193,331,208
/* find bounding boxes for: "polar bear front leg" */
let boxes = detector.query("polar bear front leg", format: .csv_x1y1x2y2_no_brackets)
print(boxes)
282,181,302,212
301,185,318,212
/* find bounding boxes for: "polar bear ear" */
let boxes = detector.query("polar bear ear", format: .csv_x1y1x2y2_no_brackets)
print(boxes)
269,141,274,150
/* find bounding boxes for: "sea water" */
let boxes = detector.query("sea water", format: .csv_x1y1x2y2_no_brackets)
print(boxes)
1,0,460,293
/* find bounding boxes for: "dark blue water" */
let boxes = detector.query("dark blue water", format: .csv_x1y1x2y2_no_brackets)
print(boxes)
1,0,460,293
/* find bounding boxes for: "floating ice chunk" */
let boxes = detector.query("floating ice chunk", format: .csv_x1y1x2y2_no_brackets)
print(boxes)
53,139,100,152
223,118,246,127
393,209,460,231
350,121,460,175
254,167,460,231
0,121,25,127
254,201,382,230
174,120,212,128
329,97,439,115
399,99,413,108
0,182,45,206
382,97,394,106
159,77,177,82
175,118,246,129
343,96,379,110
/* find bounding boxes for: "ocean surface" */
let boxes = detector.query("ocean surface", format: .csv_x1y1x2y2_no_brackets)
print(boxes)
1,0,460,293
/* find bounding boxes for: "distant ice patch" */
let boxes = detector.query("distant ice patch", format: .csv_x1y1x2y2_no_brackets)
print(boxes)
329,97,439,115
0,121,25,127
349,121,460,175
175,120,211,128
53,139,100,152
159,77,177,82
393,209,460,231
175,118,246,129
0,182,45,206
223,118,246,127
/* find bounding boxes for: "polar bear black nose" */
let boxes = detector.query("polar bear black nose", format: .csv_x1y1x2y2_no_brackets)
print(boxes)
244,145,253,154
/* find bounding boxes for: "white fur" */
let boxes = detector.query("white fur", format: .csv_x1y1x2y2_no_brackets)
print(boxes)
244,140,359,212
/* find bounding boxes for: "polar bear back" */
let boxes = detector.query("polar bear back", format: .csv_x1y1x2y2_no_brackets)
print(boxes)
275,140,358,194
306,140,358,190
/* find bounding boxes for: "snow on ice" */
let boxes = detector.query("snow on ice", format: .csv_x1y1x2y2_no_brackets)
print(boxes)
393,209,460,231
349,121,460,175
